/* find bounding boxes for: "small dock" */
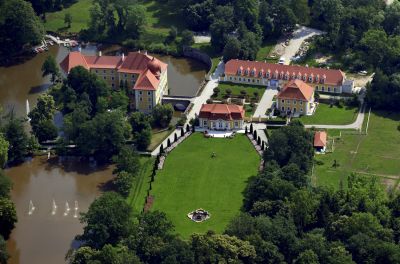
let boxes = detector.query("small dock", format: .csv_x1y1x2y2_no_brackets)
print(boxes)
32,34,79,53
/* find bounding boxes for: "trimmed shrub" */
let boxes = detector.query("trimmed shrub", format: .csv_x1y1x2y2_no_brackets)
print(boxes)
167,138,171,147
245,126,248,134
181,127,184,137
250,123,254,133
159,144,164,154
174,133,178,142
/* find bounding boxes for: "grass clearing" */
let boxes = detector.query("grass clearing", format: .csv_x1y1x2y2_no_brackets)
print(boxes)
299,103,358,125
213,82,265,102
256,39,277,61
313,111,400,190
150,133,260,238
127,156,155,213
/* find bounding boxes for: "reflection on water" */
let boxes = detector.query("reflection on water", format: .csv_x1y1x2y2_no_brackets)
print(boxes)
5,156,114,264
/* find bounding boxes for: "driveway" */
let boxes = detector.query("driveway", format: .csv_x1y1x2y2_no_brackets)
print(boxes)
253,88,278,118
274,26,323,65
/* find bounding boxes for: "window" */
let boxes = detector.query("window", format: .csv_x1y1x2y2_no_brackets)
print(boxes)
234,78,236,81
139,91,142,95
95,70,98,73
322,86,325,91
124,74,127,78
111,70,114,74
248,79,251,82
266,73,270,78
328,87,331,92
294,100,296,105
281,106,285,111
111,83,115,88
234,121,239,128
293,108,297,112
239,78,242,81
132,75,135,79
281,99,284,103
300,108,303,112
285,74,289,80
257,80,260,83
309,76,312,82
316,85,319,90
203,120,207,126
300,101,303,105
148,105,152,110
111,77,114,80
147,91,151,95
103,76,106,80
103,70,106,74
252,79,255,83
148,98,151,102
334,87,337,93
230,77,232,80
139,97,142,101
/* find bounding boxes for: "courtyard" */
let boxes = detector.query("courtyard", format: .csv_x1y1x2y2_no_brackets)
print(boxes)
313,111,400,190
150,133,260,238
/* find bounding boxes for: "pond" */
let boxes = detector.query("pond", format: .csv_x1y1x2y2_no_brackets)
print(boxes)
0,45,207,263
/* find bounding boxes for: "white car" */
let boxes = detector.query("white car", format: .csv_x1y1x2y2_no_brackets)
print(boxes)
278,57,286,64
358,70,368,75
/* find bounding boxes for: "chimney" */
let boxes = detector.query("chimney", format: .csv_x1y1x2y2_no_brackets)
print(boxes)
99,51,102,56
122,53,125,61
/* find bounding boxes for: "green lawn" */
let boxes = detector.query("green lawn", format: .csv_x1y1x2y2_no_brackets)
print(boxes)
150,133,260,238
299,103,359,125
256,39,277,61
127,157,155,213
44,0,92,33
313,111,400,190
213,82,265,102
148,128,173,151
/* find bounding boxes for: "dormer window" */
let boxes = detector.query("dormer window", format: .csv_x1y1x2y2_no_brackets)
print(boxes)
284,74,289,80
266,72,270,78
309,76,313,82
237,69,242,75
292,73,296,79
303,75,307,81
315,75,319,82
259,71,263,77
251,70,255,76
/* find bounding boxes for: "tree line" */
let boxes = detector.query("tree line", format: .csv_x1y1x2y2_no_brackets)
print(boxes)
66,121,400,263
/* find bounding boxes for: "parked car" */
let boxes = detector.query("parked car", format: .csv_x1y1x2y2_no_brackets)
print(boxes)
358,70,368,75
278,57,285,64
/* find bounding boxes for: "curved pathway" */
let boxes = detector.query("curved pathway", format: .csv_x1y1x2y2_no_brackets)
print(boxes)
304,104,366,130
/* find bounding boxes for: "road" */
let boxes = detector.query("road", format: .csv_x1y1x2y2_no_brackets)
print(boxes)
275,26,323,65
151,61,224,156
253,88,278,118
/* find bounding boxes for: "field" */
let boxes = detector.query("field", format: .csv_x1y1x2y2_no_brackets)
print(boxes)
256,39,278,61
299,103,359,125
127,157,155,213
313,111,400,190
150,133,260,238
44,0,91,33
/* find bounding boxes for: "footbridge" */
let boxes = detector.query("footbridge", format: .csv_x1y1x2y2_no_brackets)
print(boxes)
161,95,196,111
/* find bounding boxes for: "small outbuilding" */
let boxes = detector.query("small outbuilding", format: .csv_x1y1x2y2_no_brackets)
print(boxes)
314,131,327,152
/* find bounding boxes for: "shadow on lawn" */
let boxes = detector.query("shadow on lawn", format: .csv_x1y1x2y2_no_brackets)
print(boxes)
371,110,400,123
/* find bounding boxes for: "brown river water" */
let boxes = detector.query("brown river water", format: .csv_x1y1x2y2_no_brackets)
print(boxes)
0,45,206,264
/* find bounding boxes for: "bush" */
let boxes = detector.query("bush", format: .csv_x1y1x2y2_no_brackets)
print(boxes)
206,99,213,104
176,116,187,127
253,91,259,98
226,88,232,96
213,87,220,94
398,124,400,132
174,133,178,142
240,90,247,97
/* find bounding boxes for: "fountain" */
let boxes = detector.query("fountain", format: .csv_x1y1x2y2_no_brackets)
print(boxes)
64,201,70,216
51,199,57,215
28,200,35,215
26,99,31,121
187,208,210,222
73,201,78,218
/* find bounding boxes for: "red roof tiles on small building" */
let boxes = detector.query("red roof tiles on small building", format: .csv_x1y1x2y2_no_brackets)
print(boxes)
314,131,327,148
199,104,245,120
277,80,314,101
225,59,345,86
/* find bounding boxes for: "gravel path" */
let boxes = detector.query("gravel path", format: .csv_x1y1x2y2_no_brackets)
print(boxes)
253,88,278,118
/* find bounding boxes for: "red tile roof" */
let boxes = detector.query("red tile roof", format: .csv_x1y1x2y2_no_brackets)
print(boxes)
225,59,345,86
60,51,168,91
314,131,327,147
134,70,159,91
199,104,245,120
277,80,314,101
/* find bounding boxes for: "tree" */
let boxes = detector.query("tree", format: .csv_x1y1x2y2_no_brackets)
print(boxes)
180,127,184,137
29,94,58,142
167,138,171,147
159,144,164,154
0,135,8,168
42,55,60,83
0,171,11,198
166,26,178,43
135,127,151,151
223,37,241,62
250,123,253,133
174,133,178,142
152,104,173,128
125,5,147,39
76,111,131,162
245,126,248,134
79,192,132,249
64,13,72,28
113,171,133,197
0,235,9,264
3,116,29,164
0,0,44,58
180,30,194,47
294,250,319,264
112,146,140,175
0,198,17,239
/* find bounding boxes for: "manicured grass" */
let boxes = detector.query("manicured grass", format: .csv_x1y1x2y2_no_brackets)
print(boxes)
148,128,173,151
299,103,358,125
127,157,155,213
256,39,277,61
313,111,400,190
44,0,92,33
150,133,260,238
213,82,264,102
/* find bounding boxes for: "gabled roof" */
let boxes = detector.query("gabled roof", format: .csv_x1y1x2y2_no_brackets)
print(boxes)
134,70,159,91
199,104,245,120
60,51,89,73
314,131,327,147
225,59,345,86
277,80,314,101
59,51,168,91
